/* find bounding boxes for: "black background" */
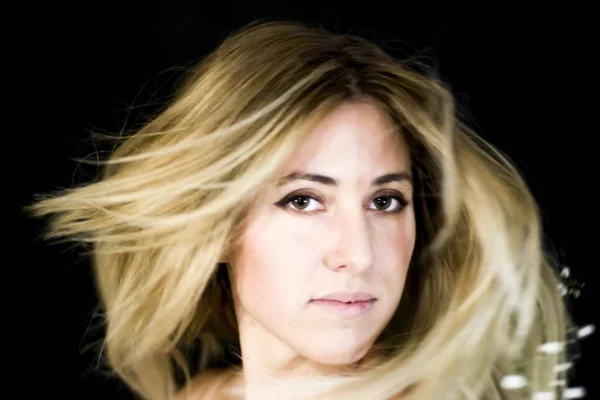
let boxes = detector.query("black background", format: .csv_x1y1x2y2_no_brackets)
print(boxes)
18,3,597,399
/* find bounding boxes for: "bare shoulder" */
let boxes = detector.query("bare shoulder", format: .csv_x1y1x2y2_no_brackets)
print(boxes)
176,368,237,400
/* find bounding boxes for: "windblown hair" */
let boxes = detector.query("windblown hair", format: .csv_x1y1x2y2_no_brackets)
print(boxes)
27,20,572,399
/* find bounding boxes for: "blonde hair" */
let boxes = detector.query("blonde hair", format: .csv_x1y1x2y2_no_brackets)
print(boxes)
26,19,574,399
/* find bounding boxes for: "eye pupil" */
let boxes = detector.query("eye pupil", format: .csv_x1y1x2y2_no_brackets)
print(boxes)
293,196,310,209
375,196,390,210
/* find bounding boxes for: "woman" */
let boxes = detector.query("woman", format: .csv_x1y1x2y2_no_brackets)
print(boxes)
27,19,580,399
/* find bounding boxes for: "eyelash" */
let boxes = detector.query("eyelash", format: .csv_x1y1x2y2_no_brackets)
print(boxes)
275,191,409,214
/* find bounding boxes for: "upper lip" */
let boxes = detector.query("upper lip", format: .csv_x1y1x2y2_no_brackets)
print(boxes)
314,291,376,302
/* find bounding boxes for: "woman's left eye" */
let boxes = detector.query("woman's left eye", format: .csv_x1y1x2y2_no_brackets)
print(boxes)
369,195,408,213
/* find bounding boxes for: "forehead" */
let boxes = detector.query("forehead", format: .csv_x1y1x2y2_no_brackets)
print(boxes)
284,101,410,177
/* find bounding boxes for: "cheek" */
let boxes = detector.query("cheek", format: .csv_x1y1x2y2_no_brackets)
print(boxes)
396,213,416,266
376,211,416,289
232,214,325,312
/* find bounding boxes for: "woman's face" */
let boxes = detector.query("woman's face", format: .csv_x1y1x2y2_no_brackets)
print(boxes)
231,100,416,368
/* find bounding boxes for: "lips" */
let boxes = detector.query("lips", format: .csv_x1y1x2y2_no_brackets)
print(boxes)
310,297,376,318
309,291,377,317
314,291,376,303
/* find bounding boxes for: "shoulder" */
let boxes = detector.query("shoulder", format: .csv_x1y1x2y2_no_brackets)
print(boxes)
176,368,237,400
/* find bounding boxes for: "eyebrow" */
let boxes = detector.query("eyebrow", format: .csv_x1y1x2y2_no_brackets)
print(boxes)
276,171,413,187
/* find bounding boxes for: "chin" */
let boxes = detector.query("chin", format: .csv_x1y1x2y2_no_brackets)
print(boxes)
305,340,373,366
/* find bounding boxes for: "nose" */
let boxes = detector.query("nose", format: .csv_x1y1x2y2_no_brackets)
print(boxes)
323,208,374,274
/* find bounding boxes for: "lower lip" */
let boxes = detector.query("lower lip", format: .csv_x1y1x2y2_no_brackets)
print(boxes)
310,299,376,317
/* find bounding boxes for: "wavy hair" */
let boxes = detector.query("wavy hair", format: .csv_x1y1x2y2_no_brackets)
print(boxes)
26,19,572,399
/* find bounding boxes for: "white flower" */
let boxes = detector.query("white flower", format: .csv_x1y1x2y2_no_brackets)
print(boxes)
563,387,586,398
553,362,572,372
577,324,595,339
532,392,554,400
538,341,564,354
549,380,566,387
500,375,527,389
557,283,568,296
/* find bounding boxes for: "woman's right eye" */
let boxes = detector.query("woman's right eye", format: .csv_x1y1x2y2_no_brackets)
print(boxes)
289,195,321,211
275,193,324,213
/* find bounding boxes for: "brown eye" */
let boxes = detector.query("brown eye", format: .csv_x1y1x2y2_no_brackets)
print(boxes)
290,195,312,210
275,192,324,212
369,194,408,213
373,196,392,210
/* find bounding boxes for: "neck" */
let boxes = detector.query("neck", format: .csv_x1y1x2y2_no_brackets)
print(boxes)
236,324,335,399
